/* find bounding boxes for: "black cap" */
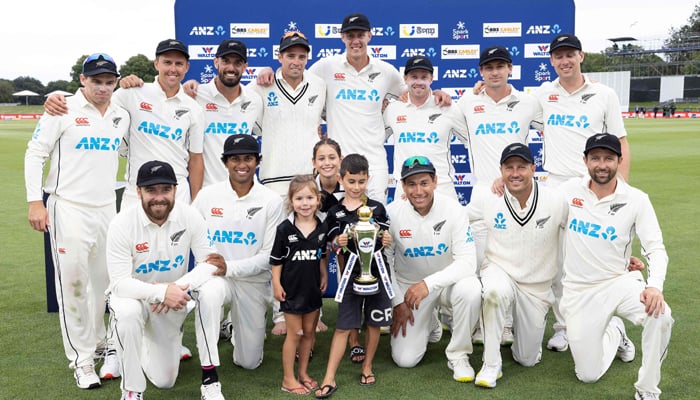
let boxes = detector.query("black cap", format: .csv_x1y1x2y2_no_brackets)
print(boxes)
279,32,311,53
500,143,534,165
584,133,622,157
550,34,582,52
137,160,178,187
404,55,433,74
155,39,189,59
216,39,247,61
82,53,119,77
479,46,512,66
400,156,436,180
341,13,371,32
222,134,260,157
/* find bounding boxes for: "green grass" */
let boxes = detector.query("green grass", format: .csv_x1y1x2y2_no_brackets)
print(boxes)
1,118,698,399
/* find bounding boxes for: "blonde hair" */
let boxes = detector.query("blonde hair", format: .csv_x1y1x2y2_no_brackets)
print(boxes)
286,174,321,215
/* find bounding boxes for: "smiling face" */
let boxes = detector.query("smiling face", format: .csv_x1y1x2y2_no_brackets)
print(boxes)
479,60,512,90
339,171,368,202
404,69,433,102
313,144,342,181
278,46,308,83
549,47,584,81
402,173,437,216
291,184,321,219
215,53,246,87
154,51,189,94
341,30,371,61
224,153,258,186
137,184,176,225
584,148,620,186
500,156,535,199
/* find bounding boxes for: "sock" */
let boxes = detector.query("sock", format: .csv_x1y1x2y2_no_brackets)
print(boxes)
202,365,218,385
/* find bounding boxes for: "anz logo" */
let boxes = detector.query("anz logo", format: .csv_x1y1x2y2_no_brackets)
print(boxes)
291,248,322,261
189,25,227,36
135,255,186,274
335,89,380,102
267,92,279,107
396,131,439,143
442,68,478,79
525,24,561,35
317,48,343,58
546,114,591,129
568,219,618,241
403,243,449,258
474,121,521,135
371,26,395,36
208,230,258,246
137,121,183,141
205,122,250,135
451,154,467,164
75,137,120,151
494,212,507,229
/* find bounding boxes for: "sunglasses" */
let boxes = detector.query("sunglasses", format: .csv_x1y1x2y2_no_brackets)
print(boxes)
83,53,115,66
403,155,432,168
282,31,307,40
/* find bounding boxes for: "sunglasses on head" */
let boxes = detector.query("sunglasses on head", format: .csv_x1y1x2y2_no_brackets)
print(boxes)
83,53,115,65
403,156,431,168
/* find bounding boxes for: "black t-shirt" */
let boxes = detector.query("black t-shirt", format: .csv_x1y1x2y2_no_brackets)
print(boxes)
270,216,328,314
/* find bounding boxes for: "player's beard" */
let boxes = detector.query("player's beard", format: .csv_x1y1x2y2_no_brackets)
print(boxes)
218,70,241,88
142,199,174,224
591,166,617,185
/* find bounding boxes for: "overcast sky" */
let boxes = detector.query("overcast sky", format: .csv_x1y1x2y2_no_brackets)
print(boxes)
1,0,696,85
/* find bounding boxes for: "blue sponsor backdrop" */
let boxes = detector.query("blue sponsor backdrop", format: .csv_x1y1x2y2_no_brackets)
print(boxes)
176,0,573,204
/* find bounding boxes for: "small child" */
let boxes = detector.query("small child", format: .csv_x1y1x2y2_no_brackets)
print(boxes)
270,175,329,395
313,138,345,218
314,154,393,399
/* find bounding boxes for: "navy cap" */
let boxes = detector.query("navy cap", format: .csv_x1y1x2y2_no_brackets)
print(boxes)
279,32,310,53
584,133,622,156
82,53,119,77
404,55,433,74
222,134,260,157
216,39,247,61
550,34,582,52
137,160,178,187
155,39,189,59
480,46,512,66
400,156,436,180
341,13,371,32
500,143,534,165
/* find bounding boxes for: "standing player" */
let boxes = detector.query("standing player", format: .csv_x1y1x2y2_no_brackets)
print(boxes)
106,160,226,400
466,143,567,388
191,134,285,400
384,55,468,201
560,134,672,400
386,156,481,382
25,53,128,390
533,34,631,352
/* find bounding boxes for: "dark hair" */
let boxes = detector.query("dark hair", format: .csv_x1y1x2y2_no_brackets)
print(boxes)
286,174,321,214
220,153,261,165
339,153,369,177
312,138,342,159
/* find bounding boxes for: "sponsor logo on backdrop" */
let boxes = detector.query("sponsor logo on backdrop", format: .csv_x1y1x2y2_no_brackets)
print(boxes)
400,47,437,57
442,68,478,79
241,67,259,82
510,65,521,80
534,63,552,82
247,47,269,58
368,46,396,60
483,22,522,37
399,66,439,79
284,21,299,33
441,87,469,100
230,23,269,38
371,26,395,36
525,24,561,35
316,48,343,58
199,64,216,83
452,21,469,40
189,25,227,36
400,24,439,38
273,45,311,59
441,44,479,59
524,44,550,58
189,45,217,60
315,24,343,38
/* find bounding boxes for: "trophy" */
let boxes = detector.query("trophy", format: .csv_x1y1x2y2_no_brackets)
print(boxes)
350,201,380,296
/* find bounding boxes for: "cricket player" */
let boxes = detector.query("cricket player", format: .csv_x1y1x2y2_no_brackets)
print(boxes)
559,134,672,400
25,53,128,390
384,55,468,201
466,143,567,388
106,160,225,400
191,134,285,399
386,156,481,382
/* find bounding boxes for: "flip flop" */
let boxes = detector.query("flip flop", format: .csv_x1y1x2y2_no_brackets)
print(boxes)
281,385,310,395
349,345,365,364
301,378,319,391
360,373,376,386
314,384,337,399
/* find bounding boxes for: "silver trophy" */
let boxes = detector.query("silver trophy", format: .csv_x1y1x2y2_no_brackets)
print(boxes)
350,201,380,296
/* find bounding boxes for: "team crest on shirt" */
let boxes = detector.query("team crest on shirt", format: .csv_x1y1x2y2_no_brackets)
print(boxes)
433,220,446,235
609,203,626,215
580,93,596,104
288,234,299,243
368,72,381,83
535,216,551,229
570,197,584,208
246,207,263,219
317,233,326,243
334,210,347,219
308,95,319,106
112,117,122,128
170,229,186,246
427,114,442,124
240,101,251,112
396,115,408,123
506,100,520,111
547,94,558,102
174,109,189,120
473,105,485,113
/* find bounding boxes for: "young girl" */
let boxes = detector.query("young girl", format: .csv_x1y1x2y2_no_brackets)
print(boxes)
313,138,344,218
270,175,329,395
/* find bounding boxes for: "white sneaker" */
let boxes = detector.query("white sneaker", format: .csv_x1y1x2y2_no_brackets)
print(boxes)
501,326,514,346
472,325,484,345
635,390,660,400
612,316,635,362
201,381,225,400
121,390,143,400
74,363,101,389
546,330,568,352
429,316,443,343
475,365,502,388
447,358,475,382
99,349,120,379
180,345,193,361
219,319,233,341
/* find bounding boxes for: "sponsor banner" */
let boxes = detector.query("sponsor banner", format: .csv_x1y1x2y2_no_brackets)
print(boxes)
230,23,270,38
0,114,42,120
367,45,397,60
510,65,522,80
441,44,480,60
189,45,218,60
188,25,228,36
440,87,469,100
315,23,343,38
399,24,439,38
524,43,550,58
483,22,522,37
272,45,312,59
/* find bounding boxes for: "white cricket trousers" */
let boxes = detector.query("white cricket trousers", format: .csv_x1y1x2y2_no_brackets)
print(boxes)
47,195,113,369
391,276,481,367
193,277,270,369
108,295,187,393
480,265,553,367
562,273,673,395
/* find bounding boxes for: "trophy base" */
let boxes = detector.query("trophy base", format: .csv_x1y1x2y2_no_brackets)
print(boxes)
352,280,380,296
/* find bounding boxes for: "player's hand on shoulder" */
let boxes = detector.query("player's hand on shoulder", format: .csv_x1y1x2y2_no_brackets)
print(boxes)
183,79,200,98
640,287,665,318
432,89,452,106
205,253,227,276
119,74,144,89
44,94,68,116
473,80,485,94
255,67,275,86
491,176,505,196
